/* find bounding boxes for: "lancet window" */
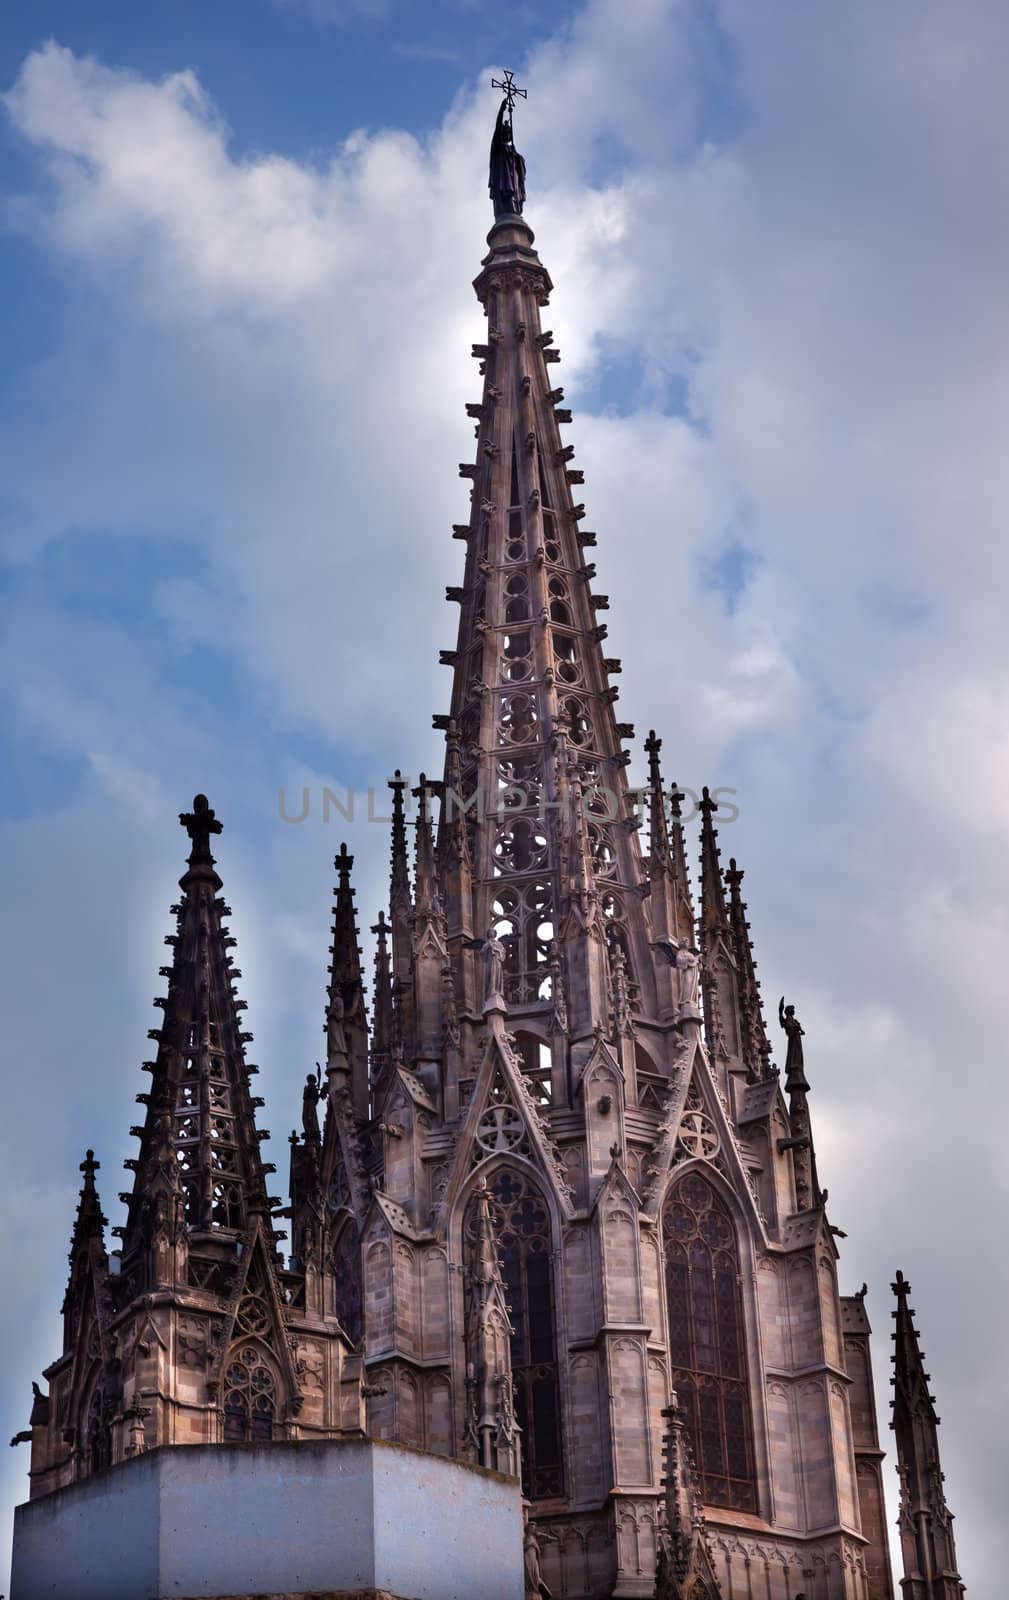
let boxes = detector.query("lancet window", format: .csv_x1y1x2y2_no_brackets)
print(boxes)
661,1172,756,1512
331,1221,363,1345
469,1168,564,1500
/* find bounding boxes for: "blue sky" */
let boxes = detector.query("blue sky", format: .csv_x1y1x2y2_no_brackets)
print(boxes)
2,0,1007,1591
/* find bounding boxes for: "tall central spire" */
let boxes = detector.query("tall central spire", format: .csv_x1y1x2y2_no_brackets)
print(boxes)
432,83,657,1064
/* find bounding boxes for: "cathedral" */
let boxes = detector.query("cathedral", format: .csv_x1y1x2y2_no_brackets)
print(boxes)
11,82,966,1600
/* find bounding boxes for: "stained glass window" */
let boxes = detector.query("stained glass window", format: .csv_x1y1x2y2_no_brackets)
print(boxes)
662,1172,756,1512
465,1168,564,1499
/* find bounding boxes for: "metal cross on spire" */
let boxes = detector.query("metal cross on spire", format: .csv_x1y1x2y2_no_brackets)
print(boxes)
491,70,526,114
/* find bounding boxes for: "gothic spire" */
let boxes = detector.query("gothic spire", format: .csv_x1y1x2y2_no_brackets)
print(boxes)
434,128,654,1063
118,797,279,1276
655,1396,722,1600
891,1271,965,1599
326,843,369,1118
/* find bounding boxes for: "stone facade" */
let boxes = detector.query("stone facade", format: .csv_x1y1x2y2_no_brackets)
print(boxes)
11,93,966,1600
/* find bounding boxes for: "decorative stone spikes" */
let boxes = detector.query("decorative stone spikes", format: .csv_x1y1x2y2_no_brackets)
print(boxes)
697,787,729,940
119,797,278,1269
371,911,393,1066
655,1396,723,1599
412,775,443,922
326,843,369,1117
411,776,448,1070
644,729,694,946
891,1272,966,1599
463,1178,520,1479
69,1149,108,1255
723,855,772,1081
389,772,411,898
388,770,413,960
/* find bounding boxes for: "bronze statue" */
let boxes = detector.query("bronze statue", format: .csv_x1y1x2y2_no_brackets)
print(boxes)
489,100,526,219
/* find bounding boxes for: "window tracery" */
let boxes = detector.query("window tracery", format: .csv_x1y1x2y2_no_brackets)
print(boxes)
492,881,554,1004
86,1377,111,1475
222,1344,277,1442
464,1168,564,1501
661,1172,756,1512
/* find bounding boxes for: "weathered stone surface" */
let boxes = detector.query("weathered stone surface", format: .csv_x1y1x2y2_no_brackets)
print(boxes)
11,1438,522,1600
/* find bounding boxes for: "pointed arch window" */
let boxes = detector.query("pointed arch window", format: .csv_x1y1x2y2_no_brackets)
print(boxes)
662,1172,756,1512
86,1377,111,1475
331,1220,363,1345
223,1345,277,1441
466,1167,564,1500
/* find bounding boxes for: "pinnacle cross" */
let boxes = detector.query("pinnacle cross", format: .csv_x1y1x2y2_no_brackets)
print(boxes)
491,70,526,114
80,1149,100,1187
336,841,354,882
179,793,223,867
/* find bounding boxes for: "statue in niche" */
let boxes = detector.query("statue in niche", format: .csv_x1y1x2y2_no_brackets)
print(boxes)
327,990,348,1059
675,941,700,1013
464,926,507,1010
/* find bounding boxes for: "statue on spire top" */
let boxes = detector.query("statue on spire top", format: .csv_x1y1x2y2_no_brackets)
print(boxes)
489,72,527,219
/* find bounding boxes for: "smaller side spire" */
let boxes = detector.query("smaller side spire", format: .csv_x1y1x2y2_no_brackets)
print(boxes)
388,772,416,1059
62,1150,110,1350
71,1149,107,1249
655,1396,722,1599
326,843,369,1119
412,775,444,926
891,1272,965,1600
121,796,277,1270
644,731,694,945
370,911,393,1088
697,787,729,942
389,772,413,942
723,856,772,1080
412,775,448,1077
